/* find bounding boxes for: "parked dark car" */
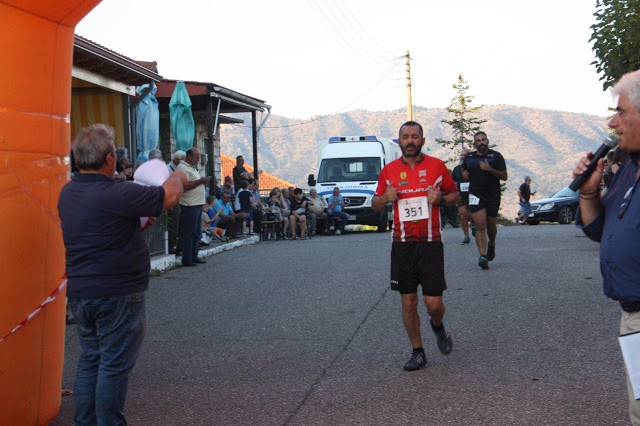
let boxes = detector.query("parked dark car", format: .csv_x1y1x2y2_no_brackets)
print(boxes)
521,186,579,225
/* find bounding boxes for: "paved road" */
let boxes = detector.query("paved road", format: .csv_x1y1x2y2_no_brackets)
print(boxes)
54,224,629,425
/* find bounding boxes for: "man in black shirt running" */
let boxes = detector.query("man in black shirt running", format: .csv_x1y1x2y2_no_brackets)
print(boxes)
451,149,471,244
463,132,508,269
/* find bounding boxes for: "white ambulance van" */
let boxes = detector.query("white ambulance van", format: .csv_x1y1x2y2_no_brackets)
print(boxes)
307,135,401,232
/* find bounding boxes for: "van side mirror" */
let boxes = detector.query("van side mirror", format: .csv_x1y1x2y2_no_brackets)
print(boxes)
308,174,316,187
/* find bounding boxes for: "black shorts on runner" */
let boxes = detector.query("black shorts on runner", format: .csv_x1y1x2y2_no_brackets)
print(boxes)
458,192,469,206
468,195,500,218
390,241,446,296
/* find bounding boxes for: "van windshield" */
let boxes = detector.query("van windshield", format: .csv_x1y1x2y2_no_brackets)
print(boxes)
318,157,381,183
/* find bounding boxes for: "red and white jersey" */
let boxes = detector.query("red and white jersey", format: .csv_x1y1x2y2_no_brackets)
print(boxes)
376,154,458,242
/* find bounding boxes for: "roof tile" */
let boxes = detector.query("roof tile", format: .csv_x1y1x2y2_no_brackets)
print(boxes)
220,154,296,190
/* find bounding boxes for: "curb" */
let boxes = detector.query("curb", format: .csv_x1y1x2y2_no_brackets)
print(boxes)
150,235,260,272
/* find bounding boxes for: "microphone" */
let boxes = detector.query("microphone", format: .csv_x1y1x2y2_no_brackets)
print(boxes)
569,134,619,191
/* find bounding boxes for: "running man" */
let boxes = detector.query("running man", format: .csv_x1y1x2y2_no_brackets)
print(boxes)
462,131,508,269
451,148,471,244
372,121,460,371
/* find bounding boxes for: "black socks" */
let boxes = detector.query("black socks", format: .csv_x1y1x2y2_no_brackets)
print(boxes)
412,346,425,354
430,320,444,333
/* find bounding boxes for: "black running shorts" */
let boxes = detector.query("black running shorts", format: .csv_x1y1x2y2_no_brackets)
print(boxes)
468,194,500,218
390,241,446,296
458,192,469,207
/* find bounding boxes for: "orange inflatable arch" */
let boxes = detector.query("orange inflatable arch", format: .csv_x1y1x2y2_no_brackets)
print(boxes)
0,1,101,424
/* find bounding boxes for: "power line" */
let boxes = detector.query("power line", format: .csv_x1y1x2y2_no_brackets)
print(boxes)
319,0,396,72
327,0,400,67
335,0,398,58
244,65,402,151
235,60,403,130
306,0,399,79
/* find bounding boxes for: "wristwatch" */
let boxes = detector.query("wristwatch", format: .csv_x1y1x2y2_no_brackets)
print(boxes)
439,191,446,205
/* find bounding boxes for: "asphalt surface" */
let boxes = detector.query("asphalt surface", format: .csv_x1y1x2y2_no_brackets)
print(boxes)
54,224,629,425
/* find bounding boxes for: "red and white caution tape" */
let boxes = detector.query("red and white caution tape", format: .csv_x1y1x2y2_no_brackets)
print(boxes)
0,277,68,344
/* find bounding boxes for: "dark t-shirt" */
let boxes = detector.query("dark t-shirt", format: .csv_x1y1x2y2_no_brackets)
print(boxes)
58,173,165,298
519,183,531,203
463,149,506,201
451,165,469,190
233,165,248,192
237,190,252,212
290,196,310,213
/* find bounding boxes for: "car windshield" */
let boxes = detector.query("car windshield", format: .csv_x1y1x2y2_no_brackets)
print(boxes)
552,187,577,198
317,157,381,183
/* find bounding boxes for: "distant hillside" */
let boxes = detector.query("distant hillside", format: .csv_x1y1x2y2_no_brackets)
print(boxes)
220,105,609,217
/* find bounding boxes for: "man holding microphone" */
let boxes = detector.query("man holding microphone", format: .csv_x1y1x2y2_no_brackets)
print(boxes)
573,69,640,425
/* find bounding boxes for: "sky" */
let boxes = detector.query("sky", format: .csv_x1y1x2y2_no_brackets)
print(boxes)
76,0,613,119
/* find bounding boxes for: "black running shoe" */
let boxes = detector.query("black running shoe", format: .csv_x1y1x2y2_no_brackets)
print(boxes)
478,256,489,270
434,329,453,355
486,244,495,261
403,351,427,371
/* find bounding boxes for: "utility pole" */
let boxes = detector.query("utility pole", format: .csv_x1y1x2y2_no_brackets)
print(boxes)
405,50,413,121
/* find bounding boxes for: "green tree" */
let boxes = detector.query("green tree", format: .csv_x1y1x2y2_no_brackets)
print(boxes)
435,74,486,163
590,0,640,91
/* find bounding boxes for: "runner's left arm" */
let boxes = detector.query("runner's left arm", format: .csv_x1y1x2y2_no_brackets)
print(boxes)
428,163,460,206
441,164,460,205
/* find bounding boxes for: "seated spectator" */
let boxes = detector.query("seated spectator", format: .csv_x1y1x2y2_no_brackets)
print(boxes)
611,147,630,174
289,188,310,240
115,156,133,181
266,191,284,221
327,187,350,236
205,196,221,226
249,179,264,232
222,175,236,202
215,193,246,238
235,180,255,235
201,204,228,242
307,188,328,236
280,187,292,236
115,147,128,172
210,177,223,199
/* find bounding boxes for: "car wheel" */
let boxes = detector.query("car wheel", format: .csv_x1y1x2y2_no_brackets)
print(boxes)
527,219,540,225
558,206,573,224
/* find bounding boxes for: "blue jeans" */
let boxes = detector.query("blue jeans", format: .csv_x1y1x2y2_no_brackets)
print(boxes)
68,292,147,426
519,201,531,216
328,211,350,232
180,204,202,263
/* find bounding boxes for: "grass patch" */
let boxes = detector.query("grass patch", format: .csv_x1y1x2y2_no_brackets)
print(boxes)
496,214,518,226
